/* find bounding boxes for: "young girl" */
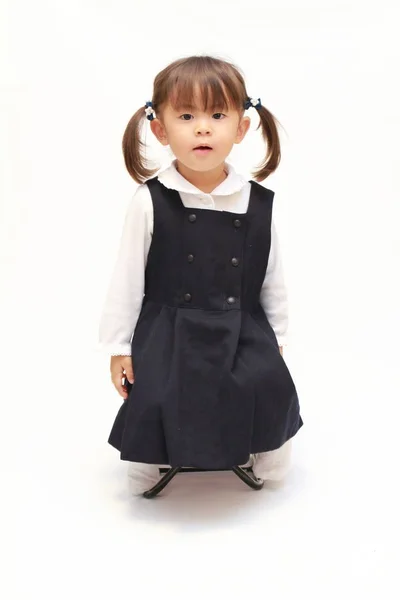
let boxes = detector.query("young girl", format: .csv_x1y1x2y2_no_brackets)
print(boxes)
99,55,303,495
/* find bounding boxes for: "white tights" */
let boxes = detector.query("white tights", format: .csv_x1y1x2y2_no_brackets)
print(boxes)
252,439,292,481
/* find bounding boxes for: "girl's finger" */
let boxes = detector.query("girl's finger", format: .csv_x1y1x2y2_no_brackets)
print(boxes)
114,378,128,399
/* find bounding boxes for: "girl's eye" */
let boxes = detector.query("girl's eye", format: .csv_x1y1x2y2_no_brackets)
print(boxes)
178,113,226,121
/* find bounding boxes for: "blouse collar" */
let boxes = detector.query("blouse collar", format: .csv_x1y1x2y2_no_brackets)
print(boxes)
157,159,249,196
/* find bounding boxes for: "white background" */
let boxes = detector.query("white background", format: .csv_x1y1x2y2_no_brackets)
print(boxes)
1,0,399,598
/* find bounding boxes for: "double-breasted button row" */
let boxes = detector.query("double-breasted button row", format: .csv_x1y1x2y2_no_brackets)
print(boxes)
189,214,241,228
187,254,237,267
185,215,240,306
185,294,237,305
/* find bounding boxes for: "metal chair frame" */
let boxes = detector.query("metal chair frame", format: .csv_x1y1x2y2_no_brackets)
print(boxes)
143,465,264,498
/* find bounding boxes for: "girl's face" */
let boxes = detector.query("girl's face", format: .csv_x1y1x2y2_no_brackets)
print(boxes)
150,91,250,173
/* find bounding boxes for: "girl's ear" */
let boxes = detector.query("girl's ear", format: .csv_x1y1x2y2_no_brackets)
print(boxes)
150,119,169,146
235,115,251,144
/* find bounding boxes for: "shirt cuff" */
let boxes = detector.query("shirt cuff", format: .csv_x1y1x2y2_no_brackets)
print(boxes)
96,342,132,356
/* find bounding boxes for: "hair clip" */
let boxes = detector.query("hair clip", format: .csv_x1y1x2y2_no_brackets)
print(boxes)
144,101,156,121
244,97,262,110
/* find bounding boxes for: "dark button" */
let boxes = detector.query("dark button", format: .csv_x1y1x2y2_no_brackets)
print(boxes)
187,254,194,263
233,219,241,228
188,214,197,223
184,293,192,302
231,257,239,267
227,296,236,305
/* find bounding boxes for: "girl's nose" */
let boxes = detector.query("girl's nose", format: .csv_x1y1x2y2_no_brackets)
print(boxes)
195,121,211,135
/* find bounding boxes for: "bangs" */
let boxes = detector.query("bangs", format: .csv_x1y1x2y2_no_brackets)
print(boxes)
155,57,245,113
168,80,239,113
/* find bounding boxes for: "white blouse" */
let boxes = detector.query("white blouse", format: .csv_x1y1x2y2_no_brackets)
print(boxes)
98,159,289,356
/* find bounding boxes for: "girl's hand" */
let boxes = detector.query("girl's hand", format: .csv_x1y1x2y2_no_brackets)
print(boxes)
110,355,134,399
279,346,283,356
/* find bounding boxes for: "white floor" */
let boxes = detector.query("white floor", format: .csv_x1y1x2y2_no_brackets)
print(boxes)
2,341,398,600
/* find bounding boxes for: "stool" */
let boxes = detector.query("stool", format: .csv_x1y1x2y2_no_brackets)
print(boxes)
143,465,264,498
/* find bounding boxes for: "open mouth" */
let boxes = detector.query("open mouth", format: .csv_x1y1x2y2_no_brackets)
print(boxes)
193,145,213,153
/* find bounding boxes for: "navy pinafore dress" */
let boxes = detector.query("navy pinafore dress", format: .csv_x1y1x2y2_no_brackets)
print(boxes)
108,177,303,469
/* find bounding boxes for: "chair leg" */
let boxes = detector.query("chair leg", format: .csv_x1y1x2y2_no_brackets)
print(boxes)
143,465,264,498
232,466,264,490
143,467,181,499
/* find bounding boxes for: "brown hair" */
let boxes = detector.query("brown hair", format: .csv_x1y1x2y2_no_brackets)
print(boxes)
122,55,283,184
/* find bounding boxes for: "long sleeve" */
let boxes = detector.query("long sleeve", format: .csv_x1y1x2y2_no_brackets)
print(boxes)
98,184,153,355
259,217,289,346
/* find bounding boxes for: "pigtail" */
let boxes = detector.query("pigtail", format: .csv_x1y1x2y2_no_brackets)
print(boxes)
251,105,283,182
122,106,159,184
